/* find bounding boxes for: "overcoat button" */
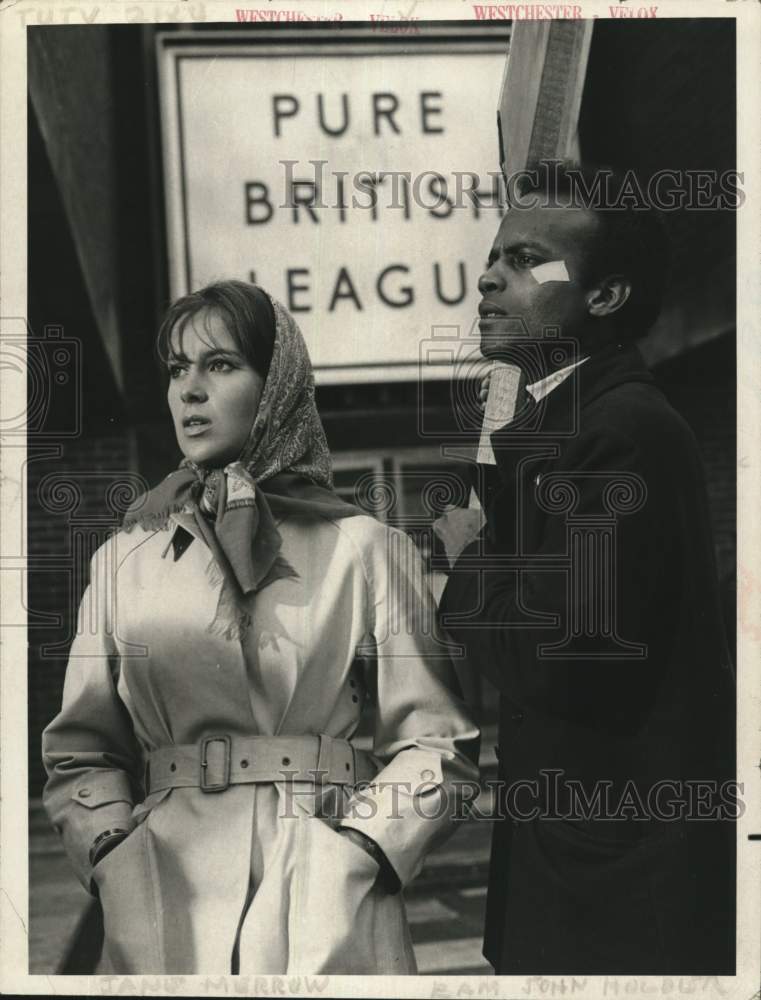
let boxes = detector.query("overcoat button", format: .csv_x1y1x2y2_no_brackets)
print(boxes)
78,788,91,798
349,679,356,688
240,759,249,768
170,763,177,772
352,695,359,703
282,756,291,766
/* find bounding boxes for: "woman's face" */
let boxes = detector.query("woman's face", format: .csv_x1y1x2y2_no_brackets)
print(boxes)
167,309,265,468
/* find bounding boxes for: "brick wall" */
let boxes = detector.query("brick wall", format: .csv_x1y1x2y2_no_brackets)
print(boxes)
27,432,138,796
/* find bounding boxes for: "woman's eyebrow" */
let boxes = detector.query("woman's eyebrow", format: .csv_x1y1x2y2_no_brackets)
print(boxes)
168,347,244,364
200,347,243,361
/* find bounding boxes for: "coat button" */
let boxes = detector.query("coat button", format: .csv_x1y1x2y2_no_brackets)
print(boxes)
349,679,356,688
351,694,359,703
240,759,249,769
282,756,291,766
78,788,91,798
170,763,177,772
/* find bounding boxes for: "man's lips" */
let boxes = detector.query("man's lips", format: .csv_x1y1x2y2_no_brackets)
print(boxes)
478,301,507,319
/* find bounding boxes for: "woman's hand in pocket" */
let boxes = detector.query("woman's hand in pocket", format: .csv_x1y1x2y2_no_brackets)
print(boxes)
90,828,131,869
338,828,380,864
88,828,134,897
338,828,400,894
293,817,411,972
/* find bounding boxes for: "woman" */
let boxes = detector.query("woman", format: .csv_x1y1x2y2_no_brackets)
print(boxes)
42,281,480,975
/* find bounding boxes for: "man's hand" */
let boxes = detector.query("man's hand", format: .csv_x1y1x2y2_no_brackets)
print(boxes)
479,370,492,409
433,508,485,569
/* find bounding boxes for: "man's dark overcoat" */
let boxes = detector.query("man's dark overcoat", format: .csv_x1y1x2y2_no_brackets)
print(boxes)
440,340,735,975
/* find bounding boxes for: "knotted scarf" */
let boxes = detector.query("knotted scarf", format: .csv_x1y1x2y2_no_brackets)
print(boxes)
123,292,364,638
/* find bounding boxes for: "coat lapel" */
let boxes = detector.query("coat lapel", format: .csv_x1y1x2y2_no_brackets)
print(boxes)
484,340,655,548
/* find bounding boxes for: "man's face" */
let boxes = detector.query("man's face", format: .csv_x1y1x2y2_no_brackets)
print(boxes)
478,198,602,359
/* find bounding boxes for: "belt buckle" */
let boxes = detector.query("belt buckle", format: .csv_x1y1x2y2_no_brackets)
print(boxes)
200,735,231,792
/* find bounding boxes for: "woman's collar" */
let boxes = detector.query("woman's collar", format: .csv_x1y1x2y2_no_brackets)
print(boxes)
163,507,287,562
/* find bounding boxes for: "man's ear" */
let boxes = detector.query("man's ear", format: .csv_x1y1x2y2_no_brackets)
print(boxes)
585,274,632,318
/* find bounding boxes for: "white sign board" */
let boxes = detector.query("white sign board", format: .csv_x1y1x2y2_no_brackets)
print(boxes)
158,32,507,384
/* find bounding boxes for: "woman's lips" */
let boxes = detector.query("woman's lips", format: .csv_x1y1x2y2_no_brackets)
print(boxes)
183,417,211,437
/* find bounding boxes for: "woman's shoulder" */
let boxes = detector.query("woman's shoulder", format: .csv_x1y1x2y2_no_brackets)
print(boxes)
324,515,422,575
87,524,169,574
325,513,410,548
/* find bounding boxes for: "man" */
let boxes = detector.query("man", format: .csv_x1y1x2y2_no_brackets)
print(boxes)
439,163,735,974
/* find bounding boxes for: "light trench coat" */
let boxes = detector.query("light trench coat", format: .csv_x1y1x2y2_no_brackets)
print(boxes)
42,510,480,974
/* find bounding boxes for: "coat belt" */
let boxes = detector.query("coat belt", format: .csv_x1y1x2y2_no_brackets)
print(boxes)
146,733,377,793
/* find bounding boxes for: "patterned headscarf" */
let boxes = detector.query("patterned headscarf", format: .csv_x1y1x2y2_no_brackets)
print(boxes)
123,291,363,638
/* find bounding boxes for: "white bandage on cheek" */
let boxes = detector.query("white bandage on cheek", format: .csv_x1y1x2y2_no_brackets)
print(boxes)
530,260,570,284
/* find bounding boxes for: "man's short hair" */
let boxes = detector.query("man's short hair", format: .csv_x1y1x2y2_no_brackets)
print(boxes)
516,160,671,338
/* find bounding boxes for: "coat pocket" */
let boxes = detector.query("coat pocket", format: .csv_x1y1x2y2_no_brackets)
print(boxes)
91,826,139,877
289,816,415,975
535,817,650,882
92,821,164,973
